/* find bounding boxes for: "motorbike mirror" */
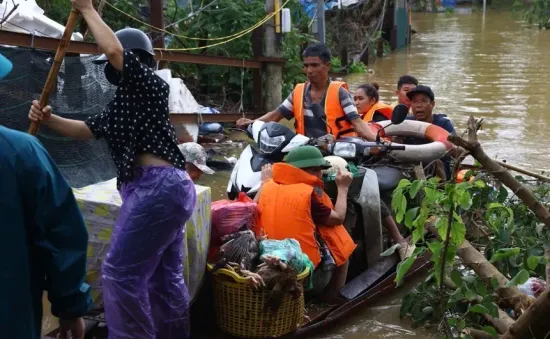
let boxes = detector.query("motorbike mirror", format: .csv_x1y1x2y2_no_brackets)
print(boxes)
391,104,409,125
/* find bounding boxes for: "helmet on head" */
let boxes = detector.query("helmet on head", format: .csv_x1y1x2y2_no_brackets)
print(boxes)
0,53,13,80
93,27,155,67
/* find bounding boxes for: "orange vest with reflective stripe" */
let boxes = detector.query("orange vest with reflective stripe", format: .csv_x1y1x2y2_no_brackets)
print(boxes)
254,163,356,267
292,81,357,138
361,101,394,122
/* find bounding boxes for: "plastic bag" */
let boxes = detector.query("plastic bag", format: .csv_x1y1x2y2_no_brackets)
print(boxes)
519,277,546,298
211,193,257,239
259,238,315,289
324,161,361,182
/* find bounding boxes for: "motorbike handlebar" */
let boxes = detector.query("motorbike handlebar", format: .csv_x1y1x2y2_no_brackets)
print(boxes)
387,145,406,151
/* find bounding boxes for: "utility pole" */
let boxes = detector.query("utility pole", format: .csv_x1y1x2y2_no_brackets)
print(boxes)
316,0,326,44
264,0,282,111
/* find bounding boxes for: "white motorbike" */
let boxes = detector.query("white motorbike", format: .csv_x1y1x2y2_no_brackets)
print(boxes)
226,120,333,199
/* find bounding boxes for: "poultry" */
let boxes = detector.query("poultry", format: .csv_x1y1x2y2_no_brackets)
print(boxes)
254,255,303,313
211,229,260,278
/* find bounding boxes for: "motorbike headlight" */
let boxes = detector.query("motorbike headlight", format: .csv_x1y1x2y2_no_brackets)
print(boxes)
333,142,356,158
259,129,285,154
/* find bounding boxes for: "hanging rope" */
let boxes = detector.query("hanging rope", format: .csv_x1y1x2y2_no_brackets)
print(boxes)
103,0,290,42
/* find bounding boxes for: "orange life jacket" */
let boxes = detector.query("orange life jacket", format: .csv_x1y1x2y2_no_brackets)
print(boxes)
361,101,394,122
254,163,357,267
292,81,357,139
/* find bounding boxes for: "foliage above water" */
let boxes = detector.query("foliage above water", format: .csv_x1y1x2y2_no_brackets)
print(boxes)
512,0,550,29
391,172,550,337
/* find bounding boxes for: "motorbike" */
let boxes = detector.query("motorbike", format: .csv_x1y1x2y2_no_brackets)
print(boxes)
226,120,333,200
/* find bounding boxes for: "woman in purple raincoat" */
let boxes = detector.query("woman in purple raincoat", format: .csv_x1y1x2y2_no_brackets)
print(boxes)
28,0,195,338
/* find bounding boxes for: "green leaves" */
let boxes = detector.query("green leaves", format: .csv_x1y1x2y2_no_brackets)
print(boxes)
469,304,489,315
395,248,423,287
489,247,521,263
505,269,530,287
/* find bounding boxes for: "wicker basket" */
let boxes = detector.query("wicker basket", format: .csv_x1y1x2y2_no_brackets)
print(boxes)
208,264,309,338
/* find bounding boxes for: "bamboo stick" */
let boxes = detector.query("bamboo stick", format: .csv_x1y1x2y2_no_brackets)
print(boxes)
28,9,80,136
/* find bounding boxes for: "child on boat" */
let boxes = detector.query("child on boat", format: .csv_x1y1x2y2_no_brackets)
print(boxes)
28,0,196,337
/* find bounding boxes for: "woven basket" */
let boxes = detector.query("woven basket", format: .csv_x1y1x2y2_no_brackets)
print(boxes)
208,264,309,338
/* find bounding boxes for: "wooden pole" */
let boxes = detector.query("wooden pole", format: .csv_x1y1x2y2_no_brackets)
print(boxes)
149,0,166,69
28,9,80,136
264,0,283,111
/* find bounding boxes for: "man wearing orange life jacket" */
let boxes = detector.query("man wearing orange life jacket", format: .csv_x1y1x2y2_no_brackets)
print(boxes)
254,146,355,301
236,43,376,141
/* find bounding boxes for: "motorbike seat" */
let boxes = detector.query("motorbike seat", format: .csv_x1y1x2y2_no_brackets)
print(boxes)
371,166,403,193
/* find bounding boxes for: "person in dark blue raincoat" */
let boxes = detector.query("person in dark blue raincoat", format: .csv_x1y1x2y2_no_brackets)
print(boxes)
0,52,92,338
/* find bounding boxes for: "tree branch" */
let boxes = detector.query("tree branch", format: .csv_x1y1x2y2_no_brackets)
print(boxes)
448,130,550,232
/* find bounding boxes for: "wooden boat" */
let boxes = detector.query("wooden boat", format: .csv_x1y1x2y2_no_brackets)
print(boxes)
289,253,431,338
188,252,431,339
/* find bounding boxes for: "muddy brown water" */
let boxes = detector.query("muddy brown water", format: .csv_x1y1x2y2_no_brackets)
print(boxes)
195,9,550,339
41,8,550,339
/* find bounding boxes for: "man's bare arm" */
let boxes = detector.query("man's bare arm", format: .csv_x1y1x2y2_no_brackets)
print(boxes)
351,118,376,141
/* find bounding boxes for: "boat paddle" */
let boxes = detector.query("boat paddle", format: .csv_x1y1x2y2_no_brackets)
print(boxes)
28,8,80,136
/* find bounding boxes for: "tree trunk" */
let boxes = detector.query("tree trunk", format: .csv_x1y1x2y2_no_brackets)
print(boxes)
426,221,535,315
501,288,550,339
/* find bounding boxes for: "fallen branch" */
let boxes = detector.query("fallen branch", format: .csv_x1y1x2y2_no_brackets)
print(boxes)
464,328,496,339
448,121,550,232
546,247,550,287
495,160,550,183
444,277,515,334
426,220,535,316
501,287,550,339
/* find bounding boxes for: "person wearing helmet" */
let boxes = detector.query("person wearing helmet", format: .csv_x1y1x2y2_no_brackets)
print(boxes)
28,0,195,337
178,142,215,181
0,53,92,339
254,146,355,302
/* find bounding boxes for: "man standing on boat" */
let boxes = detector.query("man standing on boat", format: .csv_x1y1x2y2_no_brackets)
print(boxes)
391,75,418,113
0,53,92,339
28,0,196,337
236,43,377,141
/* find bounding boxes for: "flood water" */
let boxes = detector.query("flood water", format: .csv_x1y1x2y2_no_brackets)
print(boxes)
195,8,550,339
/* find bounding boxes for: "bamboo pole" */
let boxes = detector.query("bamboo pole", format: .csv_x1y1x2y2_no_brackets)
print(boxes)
28,9,80,136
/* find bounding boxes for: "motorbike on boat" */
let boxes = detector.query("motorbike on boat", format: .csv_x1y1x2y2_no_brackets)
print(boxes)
226,120,334,200
226,105,418,298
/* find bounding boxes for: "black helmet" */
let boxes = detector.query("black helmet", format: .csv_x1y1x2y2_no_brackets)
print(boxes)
93,27,155,65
